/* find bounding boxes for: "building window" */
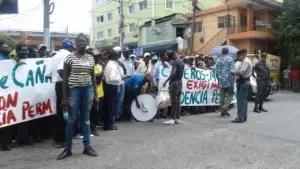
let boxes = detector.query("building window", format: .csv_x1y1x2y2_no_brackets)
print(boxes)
97,31,104,40
129,23,135,33
107,28,113,37
107,12,112,20
129,5,135,14
117,6,121,15
96,15,104,24
187,6,193,13
165,0,173,9
116,26,120,35
240,15,247,27
218,15,235,28
194,21,202,32
139,0,147,10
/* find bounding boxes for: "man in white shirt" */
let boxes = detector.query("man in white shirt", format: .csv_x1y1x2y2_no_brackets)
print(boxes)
103,50,124,130
45,40,74,147
136,52,153,74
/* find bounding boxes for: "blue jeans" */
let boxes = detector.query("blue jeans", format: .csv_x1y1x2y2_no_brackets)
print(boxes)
237,83,249,120
116,83,125,119
66,85,94,151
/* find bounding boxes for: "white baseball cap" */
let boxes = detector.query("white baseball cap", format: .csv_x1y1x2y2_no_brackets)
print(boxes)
144,52,151,57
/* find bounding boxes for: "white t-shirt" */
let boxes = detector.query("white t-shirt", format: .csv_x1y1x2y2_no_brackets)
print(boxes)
45,49,71,83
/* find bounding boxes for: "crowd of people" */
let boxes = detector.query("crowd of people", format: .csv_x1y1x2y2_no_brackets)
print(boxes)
0,33,271,160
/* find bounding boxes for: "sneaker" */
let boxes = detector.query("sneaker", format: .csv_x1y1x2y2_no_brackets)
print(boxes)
83,147,98,157
91,129,100,136
175,119,181,124
163,119,175,125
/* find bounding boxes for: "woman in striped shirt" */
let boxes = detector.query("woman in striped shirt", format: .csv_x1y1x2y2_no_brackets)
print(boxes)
57,33,98,160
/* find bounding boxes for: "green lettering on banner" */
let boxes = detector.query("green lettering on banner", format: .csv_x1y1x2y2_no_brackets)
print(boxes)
26,70,35,87
210,71,217,81
181,90,208,105
212,89,220,104
0,76,8,89
12,62,26,88
183,68,190,80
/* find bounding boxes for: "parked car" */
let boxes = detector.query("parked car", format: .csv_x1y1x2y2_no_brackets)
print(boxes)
248,75,279,100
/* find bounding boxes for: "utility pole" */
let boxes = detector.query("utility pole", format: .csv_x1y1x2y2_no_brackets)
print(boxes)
43,0,50,49
119,0,125,49
189,0,199,55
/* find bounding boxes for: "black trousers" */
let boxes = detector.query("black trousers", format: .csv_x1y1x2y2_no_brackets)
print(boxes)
52,82,65,142
103,83,119,128
90,97,103,130
255,81,267,109
0,127,12,148
169,81,182,119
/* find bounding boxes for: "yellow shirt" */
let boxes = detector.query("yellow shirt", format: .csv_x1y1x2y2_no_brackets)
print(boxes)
94,64,104,98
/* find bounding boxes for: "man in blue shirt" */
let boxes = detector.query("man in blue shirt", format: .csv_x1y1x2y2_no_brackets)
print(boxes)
0,43,12,60
216,47,235,117
123,73,152,121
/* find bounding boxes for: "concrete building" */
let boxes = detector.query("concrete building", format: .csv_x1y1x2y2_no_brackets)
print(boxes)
90,0,226,49
186,0,281,55
139,13,189,53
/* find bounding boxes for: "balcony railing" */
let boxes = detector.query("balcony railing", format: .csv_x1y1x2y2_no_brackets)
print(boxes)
228,25,275,35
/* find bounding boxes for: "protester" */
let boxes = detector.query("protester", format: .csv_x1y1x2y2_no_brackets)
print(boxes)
195,55,205,69
152,52,170,87
57,33,98,160
186,56,195,68
37,44,48,58
120,48,135,76
163,51,185,125
283,68,290,90
136,52,153,93
117,48,133,120
253,53,270,113
0,42,13,151
15,43,42,146
45,40,75,148
103,50,123,130
123,73,153,120
151,52,159,66
0,42,12,60
86,47,103,136
136,52,152,74
231,49,253,123
216,48,235,117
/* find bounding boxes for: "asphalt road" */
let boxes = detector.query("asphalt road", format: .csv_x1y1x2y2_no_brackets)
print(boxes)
1,91,300,169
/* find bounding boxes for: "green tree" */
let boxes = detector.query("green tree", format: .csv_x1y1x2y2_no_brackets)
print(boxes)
275,0,300,68
0,34,16,48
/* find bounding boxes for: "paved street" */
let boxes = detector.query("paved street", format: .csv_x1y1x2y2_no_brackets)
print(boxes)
1,91,300,169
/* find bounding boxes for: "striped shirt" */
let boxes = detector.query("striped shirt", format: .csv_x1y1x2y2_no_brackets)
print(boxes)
64,53,95,88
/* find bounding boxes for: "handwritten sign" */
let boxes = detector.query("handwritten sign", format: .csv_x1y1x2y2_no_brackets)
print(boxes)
159,66,236,106
0,59,56,128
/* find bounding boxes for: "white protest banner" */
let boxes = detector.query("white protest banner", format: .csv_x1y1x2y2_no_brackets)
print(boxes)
159,66,236,106
0,58,56,128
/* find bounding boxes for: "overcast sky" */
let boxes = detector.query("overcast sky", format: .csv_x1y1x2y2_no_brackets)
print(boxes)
0,0,92,33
